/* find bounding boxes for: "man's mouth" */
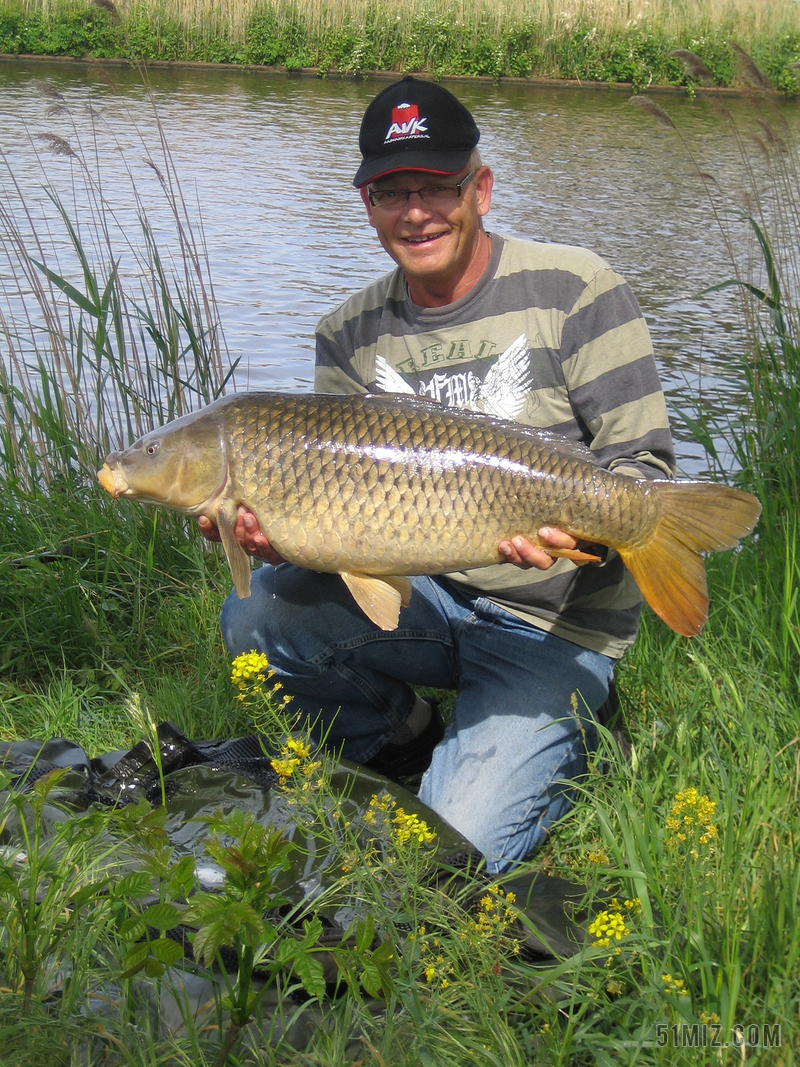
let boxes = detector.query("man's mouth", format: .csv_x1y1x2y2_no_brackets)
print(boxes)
403,232,445,245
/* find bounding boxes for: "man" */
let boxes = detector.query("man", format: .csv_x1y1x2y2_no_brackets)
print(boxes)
204,77,675,873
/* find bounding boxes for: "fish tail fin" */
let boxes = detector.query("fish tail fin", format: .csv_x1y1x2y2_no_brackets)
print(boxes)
618,482,761,637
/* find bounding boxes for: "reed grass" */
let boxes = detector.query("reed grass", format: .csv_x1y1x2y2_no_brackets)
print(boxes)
1,0,798,89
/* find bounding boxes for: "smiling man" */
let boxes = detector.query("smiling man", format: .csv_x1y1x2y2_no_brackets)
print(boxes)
213,77,676,873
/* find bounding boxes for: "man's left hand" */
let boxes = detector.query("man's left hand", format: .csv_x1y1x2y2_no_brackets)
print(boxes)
498,527,582,570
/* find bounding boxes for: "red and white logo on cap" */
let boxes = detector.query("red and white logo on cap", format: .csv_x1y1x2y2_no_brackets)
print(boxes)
384,102,429,143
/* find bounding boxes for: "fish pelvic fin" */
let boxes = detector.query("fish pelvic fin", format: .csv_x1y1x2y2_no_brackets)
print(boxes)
618,482,761,637
215,507,252,599
341,572,412,631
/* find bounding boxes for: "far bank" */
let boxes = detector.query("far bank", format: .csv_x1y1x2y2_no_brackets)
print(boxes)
0,0,798,92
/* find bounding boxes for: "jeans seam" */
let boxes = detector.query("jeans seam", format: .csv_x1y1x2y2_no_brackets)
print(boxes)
305,628,454,667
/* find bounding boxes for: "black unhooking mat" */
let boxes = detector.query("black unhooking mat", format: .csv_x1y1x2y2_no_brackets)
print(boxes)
0,722,592,965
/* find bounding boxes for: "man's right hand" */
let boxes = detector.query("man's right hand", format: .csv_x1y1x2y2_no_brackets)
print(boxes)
197,507,286,565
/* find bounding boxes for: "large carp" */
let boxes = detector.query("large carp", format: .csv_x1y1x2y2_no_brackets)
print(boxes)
98,392,760,636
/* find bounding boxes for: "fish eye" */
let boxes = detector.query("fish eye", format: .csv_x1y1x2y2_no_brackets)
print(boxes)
145,441,159,456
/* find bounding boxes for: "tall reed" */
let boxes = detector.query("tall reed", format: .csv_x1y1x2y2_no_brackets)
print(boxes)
0,83,235,491
632,71,800,696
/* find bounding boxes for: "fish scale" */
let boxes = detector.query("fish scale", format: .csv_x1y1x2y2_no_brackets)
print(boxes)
98,391,762,636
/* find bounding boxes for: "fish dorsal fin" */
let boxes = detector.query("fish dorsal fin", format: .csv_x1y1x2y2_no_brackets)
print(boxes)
340,572,412,631
214,506,253,599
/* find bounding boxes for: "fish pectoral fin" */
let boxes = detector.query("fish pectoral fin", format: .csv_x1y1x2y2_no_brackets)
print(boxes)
340,572,410,631
382,575,412,606
541,546,603,564
215,509,252,599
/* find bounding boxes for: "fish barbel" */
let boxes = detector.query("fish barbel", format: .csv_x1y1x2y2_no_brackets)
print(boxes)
97,392,761,636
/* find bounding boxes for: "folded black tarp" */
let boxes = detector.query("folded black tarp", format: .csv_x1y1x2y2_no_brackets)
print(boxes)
0,723,592,962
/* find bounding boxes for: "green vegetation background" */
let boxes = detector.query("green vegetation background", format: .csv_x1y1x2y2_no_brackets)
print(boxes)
0,0,799,92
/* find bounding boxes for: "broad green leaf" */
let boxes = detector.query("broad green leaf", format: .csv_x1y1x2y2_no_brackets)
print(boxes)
189,900,264,968
300,916,323,948
292,953,326,1002
167,855,197,896
119,942,150,978
141,902,183,931
355,915,374,954
114,872,154,899
144,956,165,978
359,960,384,999
150,937,184,966
118,916,146,941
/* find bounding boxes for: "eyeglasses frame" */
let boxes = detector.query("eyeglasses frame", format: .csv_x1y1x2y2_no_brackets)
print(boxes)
367,169,477,210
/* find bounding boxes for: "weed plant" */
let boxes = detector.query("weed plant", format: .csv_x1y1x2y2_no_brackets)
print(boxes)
0,0,799,91
0,77,799,1066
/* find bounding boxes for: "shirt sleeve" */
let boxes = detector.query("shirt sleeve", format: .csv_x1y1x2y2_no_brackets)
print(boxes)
559,266,676,481
314,316,369,394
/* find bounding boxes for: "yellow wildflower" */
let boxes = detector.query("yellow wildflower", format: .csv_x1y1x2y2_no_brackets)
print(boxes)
666,788,717,849
588,909,630,948
230,651,270,699
586,849,610,865
392,807,436,845
270,734,321,785
662,973,690,997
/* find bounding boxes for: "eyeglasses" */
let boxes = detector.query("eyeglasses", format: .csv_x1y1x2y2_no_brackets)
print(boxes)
367,170,477,211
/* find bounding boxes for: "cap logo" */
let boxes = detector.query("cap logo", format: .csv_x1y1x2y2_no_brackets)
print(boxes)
384,102,429,144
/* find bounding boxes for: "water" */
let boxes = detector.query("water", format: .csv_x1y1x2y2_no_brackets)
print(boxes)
1,60,795,474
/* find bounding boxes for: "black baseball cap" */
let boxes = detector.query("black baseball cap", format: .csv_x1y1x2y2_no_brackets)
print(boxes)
354,76,481,188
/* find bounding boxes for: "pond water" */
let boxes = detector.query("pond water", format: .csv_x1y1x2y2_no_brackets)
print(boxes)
1,60,796,474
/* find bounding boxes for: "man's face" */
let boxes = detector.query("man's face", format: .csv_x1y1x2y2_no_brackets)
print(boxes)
361,166,493,294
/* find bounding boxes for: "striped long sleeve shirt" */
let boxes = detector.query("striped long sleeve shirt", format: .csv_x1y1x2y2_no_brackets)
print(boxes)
315,233,676,658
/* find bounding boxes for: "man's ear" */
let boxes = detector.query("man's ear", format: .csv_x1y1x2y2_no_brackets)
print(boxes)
475,167,493,219
359,186,377,229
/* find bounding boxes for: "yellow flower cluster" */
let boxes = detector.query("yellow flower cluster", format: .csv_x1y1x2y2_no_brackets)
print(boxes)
393,808,436,845
469,883,518,937
662,972,690,997
588,897,639,949
417,926,453,990
270,736,322,785
362,793,437,848
230,650,271,699
586,848,610,865
666,787,718,848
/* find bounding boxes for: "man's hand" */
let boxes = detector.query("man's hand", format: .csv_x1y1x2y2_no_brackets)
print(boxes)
197,507,286,566
498,527,583,570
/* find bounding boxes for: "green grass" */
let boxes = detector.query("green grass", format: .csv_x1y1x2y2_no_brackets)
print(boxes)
0,80,798,1067
0,0,798,91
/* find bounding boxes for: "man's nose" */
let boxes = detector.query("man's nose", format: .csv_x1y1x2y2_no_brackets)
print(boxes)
401,193,434,219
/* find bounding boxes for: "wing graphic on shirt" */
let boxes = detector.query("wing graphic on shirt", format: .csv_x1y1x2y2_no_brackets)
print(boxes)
471,334,533,419
374,355,416,396
374,335,532,418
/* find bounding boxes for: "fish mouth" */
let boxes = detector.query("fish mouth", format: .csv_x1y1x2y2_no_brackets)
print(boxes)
97,462,130,498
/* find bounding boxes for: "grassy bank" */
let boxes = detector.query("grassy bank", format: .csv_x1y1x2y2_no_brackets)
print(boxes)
1,0,799,91
1,90,799,1065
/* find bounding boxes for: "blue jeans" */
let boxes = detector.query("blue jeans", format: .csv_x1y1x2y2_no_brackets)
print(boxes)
221,565,615,873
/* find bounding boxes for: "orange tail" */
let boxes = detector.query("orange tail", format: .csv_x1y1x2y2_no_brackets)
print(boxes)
618,482,761,637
